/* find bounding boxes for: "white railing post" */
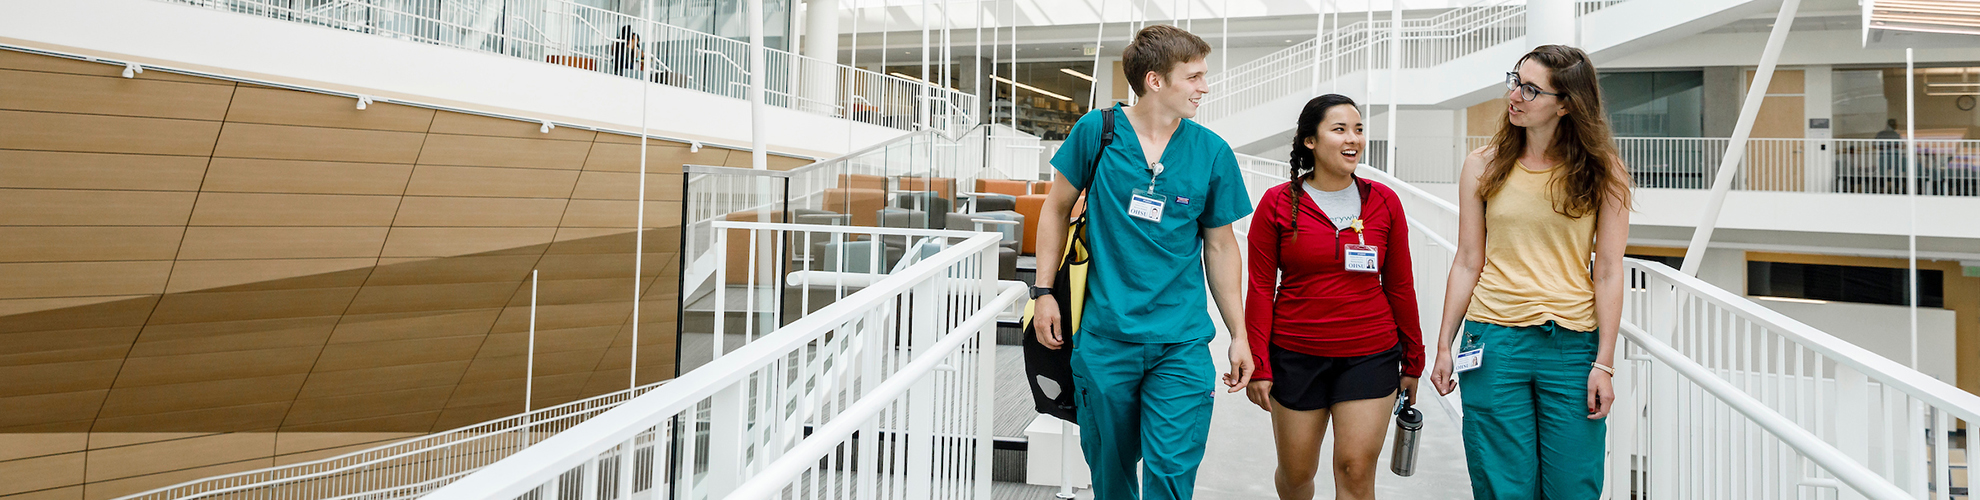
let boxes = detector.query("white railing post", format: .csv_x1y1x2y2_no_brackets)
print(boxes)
1646,278,1678,500
904,272,939,498
1835,365,1870,500
706,384,747,498
974,245,1000,500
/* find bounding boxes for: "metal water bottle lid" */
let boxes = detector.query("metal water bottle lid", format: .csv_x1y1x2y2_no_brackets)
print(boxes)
1396,406,1423,430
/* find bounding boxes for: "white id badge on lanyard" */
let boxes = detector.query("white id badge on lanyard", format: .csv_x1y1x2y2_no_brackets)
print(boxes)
1343,244,1379,272
1128,189,1166,223
1453,330,1484,373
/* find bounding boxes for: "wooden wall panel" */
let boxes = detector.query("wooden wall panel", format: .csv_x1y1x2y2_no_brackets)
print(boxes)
0,189,197,226
0,69,235,120
0,110,222,156
212,123,424,164
223,87,434,133
199,158,413,196
0,227,184,263
0,150,208,191
0,48,820,496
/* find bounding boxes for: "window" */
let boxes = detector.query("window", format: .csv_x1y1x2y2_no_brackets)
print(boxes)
1599,71,1705,137
1747,261,1944,307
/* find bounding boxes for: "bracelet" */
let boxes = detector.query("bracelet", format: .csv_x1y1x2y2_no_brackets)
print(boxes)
1591,362,1615,376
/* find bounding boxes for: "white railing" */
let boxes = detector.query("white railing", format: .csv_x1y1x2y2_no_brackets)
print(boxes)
116,381,669,500
1370,160,1976,499
160,0,974,131
681,124,1045,301
1201,4,1525,122
424,222,1013,500
1460,136,1980,196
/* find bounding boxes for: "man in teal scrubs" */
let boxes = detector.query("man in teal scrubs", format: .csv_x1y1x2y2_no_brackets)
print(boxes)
1030,24,1255,500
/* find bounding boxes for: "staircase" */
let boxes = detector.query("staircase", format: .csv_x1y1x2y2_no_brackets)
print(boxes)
1198,0,1773,153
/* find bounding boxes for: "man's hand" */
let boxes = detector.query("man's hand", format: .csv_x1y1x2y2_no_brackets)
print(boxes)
1034,295,1064,350
1224,341,1254,393
1430,352,1457,396
1245,380,1274,412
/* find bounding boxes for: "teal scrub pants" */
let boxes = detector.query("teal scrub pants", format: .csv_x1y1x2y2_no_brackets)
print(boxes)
1458,320,1606,499
1069,333,1215,500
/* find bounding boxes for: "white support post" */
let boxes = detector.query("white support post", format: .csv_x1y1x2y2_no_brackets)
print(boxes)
1647,279,1678,500
706,384,747,498
1680,0,1801,275
973,247,999,500
749,0,768,171
1384,1,1399,174
1835,365,1870,500
904,277,938,499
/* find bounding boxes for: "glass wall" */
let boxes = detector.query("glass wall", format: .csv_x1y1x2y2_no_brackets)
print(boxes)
644,0,793,51
1599,70,1705,137
1834,67,1980,140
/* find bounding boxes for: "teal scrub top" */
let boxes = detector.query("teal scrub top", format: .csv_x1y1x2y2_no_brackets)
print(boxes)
1050,103,1253,344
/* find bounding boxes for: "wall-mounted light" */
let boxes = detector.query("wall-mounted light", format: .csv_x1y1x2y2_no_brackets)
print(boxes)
1060,68,1095,82
540,120,555,133
355,95,374,110
121,63,143,79
689,140,703,153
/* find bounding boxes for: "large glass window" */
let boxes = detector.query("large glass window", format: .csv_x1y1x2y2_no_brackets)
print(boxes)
1748,261,1945,307
1835,67,1980,139
1599,70,1705,137
650,0,792,51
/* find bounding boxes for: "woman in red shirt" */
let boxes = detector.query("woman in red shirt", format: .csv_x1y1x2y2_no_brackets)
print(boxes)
1245,94,1423,500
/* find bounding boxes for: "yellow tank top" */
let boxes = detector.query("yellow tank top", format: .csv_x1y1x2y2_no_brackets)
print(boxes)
1466,162,1599,332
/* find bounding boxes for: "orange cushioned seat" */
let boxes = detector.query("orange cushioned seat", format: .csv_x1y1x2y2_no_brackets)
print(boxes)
976,178,1030,197
839,174,887,190
823,188,885,227
897,176,957,200
1014,194,1049,254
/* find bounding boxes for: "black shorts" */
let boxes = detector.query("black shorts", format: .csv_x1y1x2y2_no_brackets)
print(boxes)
1268,343,1402,411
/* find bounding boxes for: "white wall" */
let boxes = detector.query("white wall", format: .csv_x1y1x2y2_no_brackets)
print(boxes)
0,0,908,159
1754,298,1959,385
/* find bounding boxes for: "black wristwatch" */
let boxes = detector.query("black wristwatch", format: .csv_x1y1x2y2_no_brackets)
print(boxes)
1030,286,1054,299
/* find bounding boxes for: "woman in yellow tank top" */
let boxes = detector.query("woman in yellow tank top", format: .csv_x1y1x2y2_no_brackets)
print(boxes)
1427,45,1633,499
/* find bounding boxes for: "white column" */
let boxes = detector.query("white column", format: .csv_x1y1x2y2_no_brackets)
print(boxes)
1803,65,1834,193
801,0,841,114
1525,0,1574,48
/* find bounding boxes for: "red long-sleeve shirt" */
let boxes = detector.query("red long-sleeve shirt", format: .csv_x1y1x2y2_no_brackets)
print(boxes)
1246,178,1424,380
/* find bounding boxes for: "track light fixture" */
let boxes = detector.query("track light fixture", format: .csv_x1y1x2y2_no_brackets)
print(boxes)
539,120,555,134
689,141,703,153
355,95,373,110
121,63,143,79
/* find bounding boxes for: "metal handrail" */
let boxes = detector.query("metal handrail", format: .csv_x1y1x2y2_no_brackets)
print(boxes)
730,283,1027,500
424,225,1004,499
1615,311,1910,500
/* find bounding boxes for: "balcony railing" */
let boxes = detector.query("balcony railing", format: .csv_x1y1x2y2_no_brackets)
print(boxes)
1456,136,1980,196
162,0,976,132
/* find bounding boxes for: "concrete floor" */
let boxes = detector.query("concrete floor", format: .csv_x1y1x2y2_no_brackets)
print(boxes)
1000,299,1477,500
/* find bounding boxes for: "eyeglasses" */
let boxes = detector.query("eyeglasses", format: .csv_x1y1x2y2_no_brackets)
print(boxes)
1506,72,1568,101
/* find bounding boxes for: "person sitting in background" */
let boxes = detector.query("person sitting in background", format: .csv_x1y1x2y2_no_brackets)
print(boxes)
611,26,644,78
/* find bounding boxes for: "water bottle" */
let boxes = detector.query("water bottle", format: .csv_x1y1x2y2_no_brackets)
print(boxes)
1390,392,1423,477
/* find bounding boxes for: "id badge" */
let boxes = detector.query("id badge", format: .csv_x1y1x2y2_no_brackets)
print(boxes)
1343,244,1379,273
1128,189,1166,222
1453,330,1484,373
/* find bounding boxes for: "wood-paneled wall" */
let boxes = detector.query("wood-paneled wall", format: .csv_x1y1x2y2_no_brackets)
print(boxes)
0,49,806,500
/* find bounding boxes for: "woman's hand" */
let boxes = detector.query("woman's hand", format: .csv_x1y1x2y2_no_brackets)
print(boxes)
1224,341,1255,393
1430,352,1457,396
1245,380,1274,412
1400,376,1421,408
1587,368,1615,419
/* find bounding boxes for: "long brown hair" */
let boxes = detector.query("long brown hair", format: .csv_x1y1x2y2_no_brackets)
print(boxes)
1479,45,1631,218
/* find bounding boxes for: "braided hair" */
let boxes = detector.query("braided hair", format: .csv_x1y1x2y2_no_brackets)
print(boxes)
1286,94,1360,241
